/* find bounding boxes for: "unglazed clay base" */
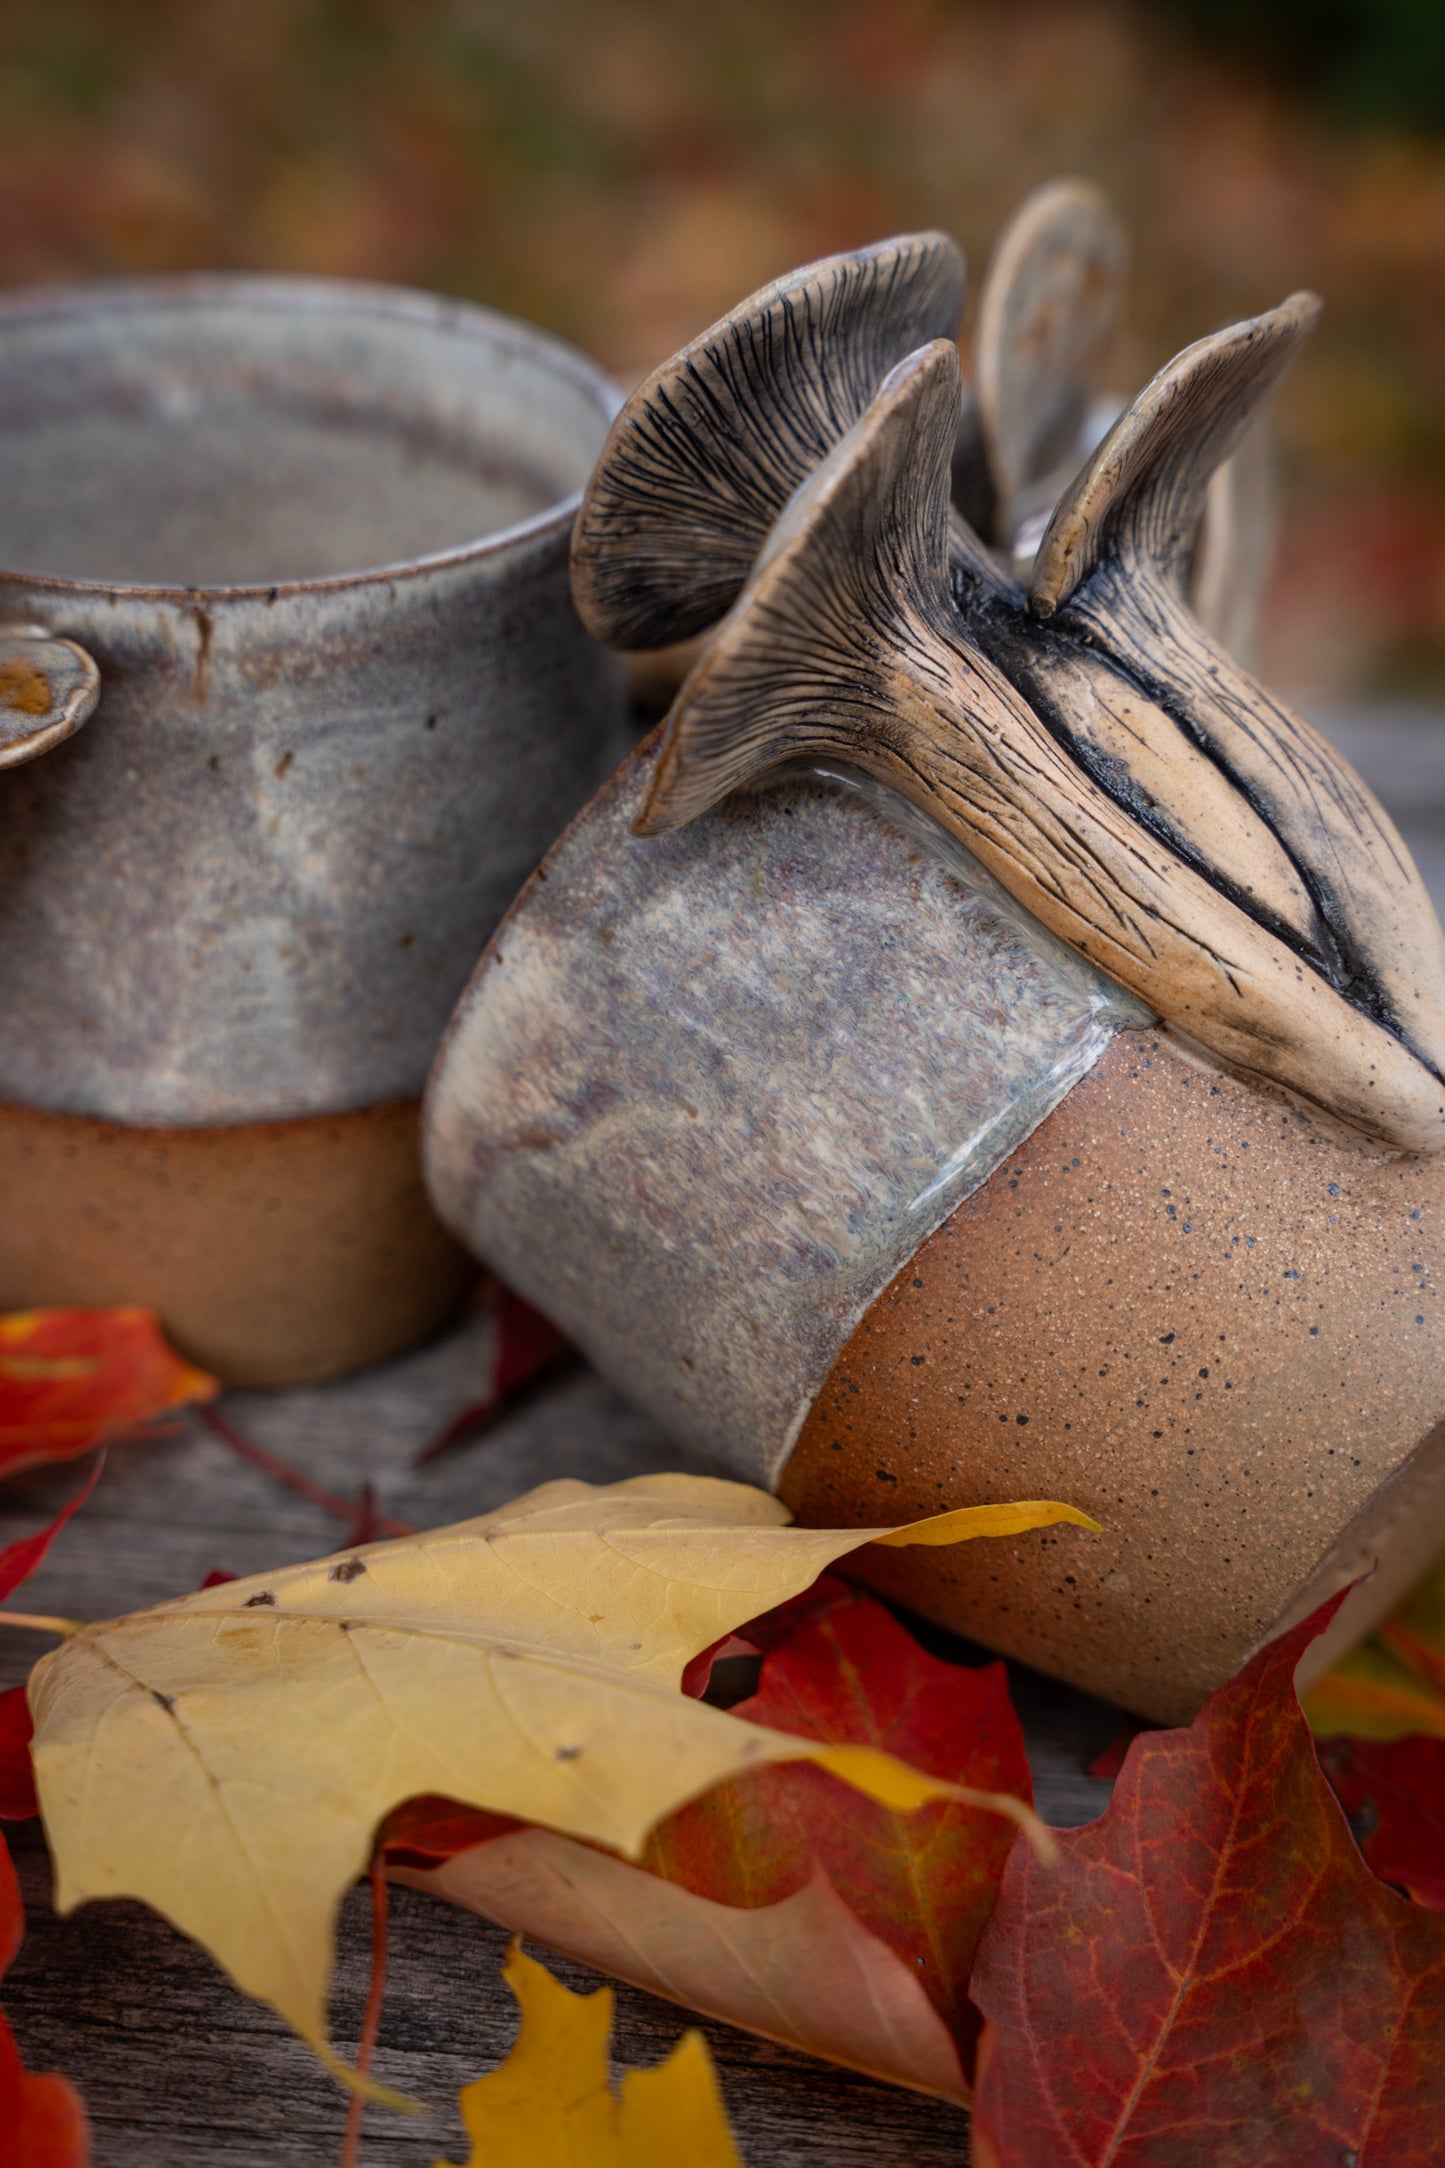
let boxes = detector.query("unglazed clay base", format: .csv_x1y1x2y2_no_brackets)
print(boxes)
781,1032,1445,1722
0,1095,474,1387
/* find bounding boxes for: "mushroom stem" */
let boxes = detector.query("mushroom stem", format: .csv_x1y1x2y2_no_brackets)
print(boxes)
1032,296,1445,1084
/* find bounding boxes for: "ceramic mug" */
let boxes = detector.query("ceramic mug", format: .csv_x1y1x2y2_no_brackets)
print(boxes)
0,273,626,1384
424,225,1445,1722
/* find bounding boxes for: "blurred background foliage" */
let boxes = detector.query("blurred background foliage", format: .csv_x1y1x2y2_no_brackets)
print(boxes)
0,0,1443,697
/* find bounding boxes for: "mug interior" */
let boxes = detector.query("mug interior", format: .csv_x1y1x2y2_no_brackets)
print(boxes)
0,277,617,588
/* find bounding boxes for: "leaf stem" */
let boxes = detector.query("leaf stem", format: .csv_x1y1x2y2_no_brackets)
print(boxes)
339,1854,390,2168
0,1610,82,1637
200,1406,412,1541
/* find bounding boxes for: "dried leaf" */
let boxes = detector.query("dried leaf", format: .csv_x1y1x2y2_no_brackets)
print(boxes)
0,1689,37,1821
394,1580,1027,2098
0,1831,88,2164
645,1579,1028,2064
417,1289,573,1465
971,1600,1445,2167
1319,1734,1445,1911
28,1473,1094,2078
409,1840,968,2101
1303,1637,1445,1741
0,1310,215,1481
438,1939,741,2168
1085,1720,1150,1782
1377,1553,1445,1699
0,1465,101,1820
0,1461,102,1606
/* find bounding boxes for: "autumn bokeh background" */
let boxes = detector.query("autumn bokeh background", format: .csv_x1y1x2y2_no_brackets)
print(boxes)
1,0,1444,699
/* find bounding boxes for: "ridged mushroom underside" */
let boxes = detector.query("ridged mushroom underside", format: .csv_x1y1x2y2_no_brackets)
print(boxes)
635,340,1445,1154
570,231,966,650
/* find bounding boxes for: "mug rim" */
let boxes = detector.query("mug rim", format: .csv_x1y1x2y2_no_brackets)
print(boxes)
0,269,623,603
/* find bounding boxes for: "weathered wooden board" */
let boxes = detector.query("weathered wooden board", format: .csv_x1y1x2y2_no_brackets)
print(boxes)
0,1307,1118,2166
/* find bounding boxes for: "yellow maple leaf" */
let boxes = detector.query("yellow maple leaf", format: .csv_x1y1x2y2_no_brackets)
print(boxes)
27,1472,1095,2084
439,1939,742,2168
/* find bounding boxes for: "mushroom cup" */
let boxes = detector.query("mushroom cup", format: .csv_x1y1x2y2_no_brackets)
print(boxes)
425,198,1445,1718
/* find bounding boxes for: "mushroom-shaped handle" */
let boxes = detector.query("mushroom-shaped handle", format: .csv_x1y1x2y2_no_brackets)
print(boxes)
637,341,1445,1155
1030,292,1320,617
0,626,100,769
571,231,966,651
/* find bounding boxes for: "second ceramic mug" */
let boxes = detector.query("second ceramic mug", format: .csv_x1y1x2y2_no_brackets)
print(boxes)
0,273,626,1384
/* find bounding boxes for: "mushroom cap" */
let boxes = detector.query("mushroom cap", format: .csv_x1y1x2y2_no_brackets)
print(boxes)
570,231,965,651
975,177,1128,539
1029,291,1321,617
0,629,99,768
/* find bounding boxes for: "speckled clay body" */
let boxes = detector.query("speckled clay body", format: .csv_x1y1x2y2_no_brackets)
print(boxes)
425,736,1444,1720
784,1034,1444,1720
0,275,626,1380
425,202,1445,1717
427,738,1141,1481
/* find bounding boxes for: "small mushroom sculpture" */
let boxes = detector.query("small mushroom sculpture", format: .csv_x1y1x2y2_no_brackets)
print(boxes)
0,624,99,770
426,189,1445,1721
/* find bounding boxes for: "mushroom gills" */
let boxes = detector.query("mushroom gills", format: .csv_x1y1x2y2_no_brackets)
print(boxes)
637,340,1445,1154
570,230,966,651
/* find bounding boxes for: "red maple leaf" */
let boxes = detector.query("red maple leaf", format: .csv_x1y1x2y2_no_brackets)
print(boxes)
0,1310,216,1482
0,1691,37,1823
1319,1733,1445,1913
0,1466,94,2159
414,1289,573,1465
0,1463,103,1819
385,1576,1029,2077
651,1577,1031,2065
0,1831,88,2163
970,1599,1445,2167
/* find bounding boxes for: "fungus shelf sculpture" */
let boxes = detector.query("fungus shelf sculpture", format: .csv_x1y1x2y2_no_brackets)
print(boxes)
425,184,1445,1721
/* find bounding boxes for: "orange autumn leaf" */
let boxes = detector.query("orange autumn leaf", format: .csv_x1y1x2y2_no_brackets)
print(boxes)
1303,1639,1445,1743
0,1310,216,1481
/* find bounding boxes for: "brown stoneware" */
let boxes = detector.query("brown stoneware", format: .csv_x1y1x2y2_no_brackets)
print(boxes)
0,1094,474,1388
783,1033,1445,1722
425,196,1445,1716
0,274,626,1381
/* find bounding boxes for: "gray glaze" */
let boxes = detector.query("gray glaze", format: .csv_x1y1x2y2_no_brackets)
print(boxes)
425,736,1142,1485
0,275,627,1124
